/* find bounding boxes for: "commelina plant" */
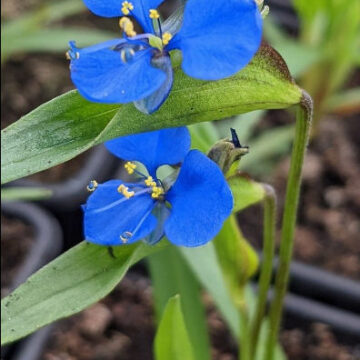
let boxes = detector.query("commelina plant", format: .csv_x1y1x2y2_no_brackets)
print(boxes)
67,0,263,113
84,127,233,247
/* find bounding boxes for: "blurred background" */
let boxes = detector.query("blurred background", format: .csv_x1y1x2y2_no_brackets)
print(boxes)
1,0,360,359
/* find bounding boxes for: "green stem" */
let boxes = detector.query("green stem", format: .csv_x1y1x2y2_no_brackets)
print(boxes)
239,305,250,360
250,184,277,358
265,92,313,359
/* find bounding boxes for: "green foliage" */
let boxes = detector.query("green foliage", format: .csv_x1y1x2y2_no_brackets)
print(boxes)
154,295,195,360
180,243,240,337
1,187,52,201
214,216,259,309
1,0,117,62
291,0,360,125
228,174,266,212
148,247,210,360
1,44,302,184
263,18,321,77
1,241,166,345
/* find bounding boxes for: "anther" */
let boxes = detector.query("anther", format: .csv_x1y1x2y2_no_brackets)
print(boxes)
124,161,137,174
117,184,135,199
120,48,135,63
87,180,98,192
151,185,164,199
121,1,134,15
120,231,133,243
144,176,157,187
119,16,137,37
162,32,172,46
65,50,80,60
149,9,160,19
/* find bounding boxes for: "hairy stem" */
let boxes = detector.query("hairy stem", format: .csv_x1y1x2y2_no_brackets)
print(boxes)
250,184,277,357
265,91,313,359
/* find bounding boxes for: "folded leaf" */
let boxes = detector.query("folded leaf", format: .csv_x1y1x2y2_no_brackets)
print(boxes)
154,295,195,360
2,43,302,184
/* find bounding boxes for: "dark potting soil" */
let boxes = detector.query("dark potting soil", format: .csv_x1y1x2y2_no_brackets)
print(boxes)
40,273,357,360
1,214,34,298
281,323,360,360
1,54,90,183
40,274,237,360
238,115,360,281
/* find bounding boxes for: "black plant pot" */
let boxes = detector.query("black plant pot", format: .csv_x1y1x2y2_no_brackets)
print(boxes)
281,290,360,344
9,145,118,212
267,0,299,32
287,260,360,314
256,255,360,339
7,145,119,248
1,201,63,360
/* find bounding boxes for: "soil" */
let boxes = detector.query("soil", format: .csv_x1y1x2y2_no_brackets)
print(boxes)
1,214,34,298
1,53,90,183
281,323,360,360
238,115,360,281
40,273,358,360
2,0,359,358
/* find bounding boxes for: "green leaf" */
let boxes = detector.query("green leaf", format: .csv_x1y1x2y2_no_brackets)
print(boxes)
1,187,52,201
255,320,287,360
148,247,210,360
263,18,321,77
239,124,295,176
2,28,117,58
215,110,264,142
228,173,266,212
180,243,240,337
213,215,259,308
1,0,89,62
154,295,195,360
1,43,302,184
1,240,166,345
189,121,219,153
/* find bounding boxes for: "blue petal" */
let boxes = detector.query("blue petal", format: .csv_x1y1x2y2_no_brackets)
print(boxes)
162,4,184,35
134,53,173,114
164,150,233,247
168,0,262,80
105,127,191,176
145,203,170,245
70,41,167,103
83,0,164,33
83,180,157,246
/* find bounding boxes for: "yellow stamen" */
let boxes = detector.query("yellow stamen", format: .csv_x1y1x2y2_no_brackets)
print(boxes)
124,161,137,174
144,176,157,187
151,185,164,199
162,32,172,45
149,9,160,19
86,180,98,192
119,16,137,37
65,51,71,60
117,184,135,199
121,1,134,15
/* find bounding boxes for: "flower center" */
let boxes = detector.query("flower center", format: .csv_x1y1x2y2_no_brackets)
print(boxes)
118,3,172,49
123,162,165,200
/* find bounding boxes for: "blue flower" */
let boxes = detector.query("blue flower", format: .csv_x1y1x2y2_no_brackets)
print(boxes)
83,127,233,247
68,0,262,114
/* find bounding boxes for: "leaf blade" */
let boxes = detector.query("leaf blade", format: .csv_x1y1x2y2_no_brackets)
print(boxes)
1,241,165,345
2,44,302,184
154,295,195,360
